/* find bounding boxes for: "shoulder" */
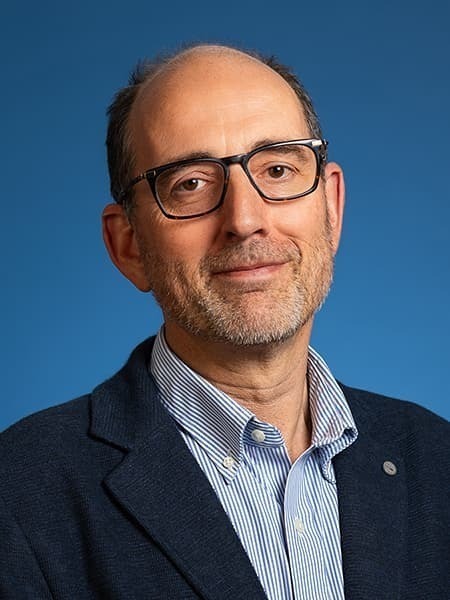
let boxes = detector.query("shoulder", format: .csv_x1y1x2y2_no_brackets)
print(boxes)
341,383,448,430
0,337,158,507
0,396,93,473
0,336,157,459
340,383,449,465
0,390,130,526
1,393,90,437
342,382,447,417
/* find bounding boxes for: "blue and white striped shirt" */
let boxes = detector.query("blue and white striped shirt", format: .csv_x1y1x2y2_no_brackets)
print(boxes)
151,329,358,600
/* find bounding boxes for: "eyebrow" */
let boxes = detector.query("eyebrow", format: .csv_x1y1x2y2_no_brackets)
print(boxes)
157,138,293,166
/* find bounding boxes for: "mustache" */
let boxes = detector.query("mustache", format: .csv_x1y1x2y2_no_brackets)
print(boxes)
201,239,302,273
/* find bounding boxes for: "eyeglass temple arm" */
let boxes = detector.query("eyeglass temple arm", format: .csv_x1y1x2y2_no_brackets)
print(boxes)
120,171,155,200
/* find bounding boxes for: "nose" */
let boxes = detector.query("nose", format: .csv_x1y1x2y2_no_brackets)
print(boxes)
218,165,271,241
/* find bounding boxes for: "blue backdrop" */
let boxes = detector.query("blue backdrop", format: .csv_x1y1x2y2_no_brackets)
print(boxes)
1,0,449,430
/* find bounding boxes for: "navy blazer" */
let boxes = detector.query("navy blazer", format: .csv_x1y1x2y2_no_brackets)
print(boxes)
1,337,449,599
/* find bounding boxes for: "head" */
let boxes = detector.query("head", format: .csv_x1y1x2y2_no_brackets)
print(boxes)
102,44,345,348
106,45,324,215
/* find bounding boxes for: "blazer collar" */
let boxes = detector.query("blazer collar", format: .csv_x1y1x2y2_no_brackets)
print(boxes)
89,337,266,600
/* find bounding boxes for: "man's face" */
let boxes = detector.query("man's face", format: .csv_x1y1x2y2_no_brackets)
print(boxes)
118,51,343,347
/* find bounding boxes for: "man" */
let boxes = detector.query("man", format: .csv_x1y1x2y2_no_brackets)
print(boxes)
0,44,448,600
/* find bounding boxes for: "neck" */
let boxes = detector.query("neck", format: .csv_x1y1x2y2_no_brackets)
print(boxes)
164,320,314,461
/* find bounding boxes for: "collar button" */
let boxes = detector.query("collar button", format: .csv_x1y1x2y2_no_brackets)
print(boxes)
251,429,266,443
222,456,235,469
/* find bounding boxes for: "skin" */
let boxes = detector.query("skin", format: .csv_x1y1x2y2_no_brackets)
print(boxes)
102,47,345,461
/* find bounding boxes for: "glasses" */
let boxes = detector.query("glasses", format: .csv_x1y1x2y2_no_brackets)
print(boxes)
120,138,328,220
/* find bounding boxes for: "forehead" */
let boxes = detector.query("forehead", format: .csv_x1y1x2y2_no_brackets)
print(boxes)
129,50,310,166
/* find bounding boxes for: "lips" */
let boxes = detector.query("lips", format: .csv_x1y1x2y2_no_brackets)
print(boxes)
201,239,301,279
213,261,287,274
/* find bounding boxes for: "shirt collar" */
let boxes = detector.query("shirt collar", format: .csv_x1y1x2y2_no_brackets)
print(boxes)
150,328,357,484
307,347,358,481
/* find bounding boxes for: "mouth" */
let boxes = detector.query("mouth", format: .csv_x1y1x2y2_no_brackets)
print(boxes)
212,261,288,279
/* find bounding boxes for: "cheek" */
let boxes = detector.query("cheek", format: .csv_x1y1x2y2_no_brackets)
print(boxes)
141,218,214,268
271,196,327,244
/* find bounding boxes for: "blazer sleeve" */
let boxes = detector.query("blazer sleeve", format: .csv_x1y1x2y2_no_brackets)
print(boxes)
0,495,53,599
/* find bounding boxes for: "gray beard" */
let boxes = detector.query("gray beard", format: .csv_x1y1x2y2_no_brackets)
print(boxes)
144,234,334,348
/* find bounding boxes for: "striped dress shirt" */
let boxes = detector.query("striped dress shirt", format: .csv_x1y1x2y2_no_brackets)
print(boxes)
150,329,358,600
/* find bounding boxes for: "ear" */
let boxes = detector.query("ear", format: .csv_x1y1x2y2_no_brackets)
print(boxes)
323,161,345,256
102,203,151,292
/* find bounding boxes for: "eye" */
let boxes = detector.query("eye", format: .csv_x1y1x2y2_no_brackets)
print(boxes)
173,177,208,193
156,161,222,203
179,178,203,191
267,165,289,179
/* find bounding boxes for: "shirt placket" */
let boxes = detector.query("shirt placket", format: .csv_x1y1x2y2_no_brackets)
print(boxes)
283,451,335,600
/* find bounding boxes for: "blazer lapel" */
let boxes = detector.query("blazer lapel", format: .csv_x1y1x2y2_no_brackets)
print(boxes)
334,386,407,600
90,338,266,600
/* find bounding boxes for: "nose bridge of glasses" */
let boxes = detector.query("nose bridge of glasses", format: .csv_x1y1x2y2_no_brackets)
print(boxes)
222,152,248,174
218,154,271,234
218,153,269,219
221,151,256,189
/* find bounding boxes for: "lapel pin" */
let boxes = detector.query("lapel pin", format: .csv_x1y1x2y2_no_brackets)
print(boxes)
382,460,398,476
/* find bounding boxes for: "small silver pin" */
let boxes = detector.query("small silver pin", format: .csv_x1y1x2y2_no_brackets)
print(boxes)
382,460,398,476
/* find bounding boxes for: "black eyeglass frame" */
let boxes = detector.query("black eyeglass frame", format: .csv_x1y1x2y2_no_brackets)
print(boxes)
119,138,328,220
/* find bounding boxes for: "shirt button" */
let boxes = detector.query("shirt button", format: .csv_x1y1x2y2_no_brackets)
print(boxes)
251,429,266,443
294,518,305,534
222,456,235,469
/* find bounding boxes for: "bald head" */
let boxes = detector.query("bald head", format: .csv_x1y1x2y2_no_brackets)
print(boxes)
106,43,323,211
133,46,301,126
135,44,291,95
140,44,263,79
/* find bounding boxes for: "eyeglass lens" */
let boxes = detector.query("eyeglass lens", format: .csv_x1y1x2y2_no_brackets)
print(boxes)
155,143,318,218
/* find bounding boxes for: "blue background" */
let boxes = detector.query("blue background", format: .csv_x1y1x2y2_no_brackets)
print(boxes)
1,0,449,430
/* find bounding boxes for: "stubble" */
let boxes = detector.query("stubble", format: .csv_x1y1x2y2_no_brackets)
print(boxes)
137,212,334,347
